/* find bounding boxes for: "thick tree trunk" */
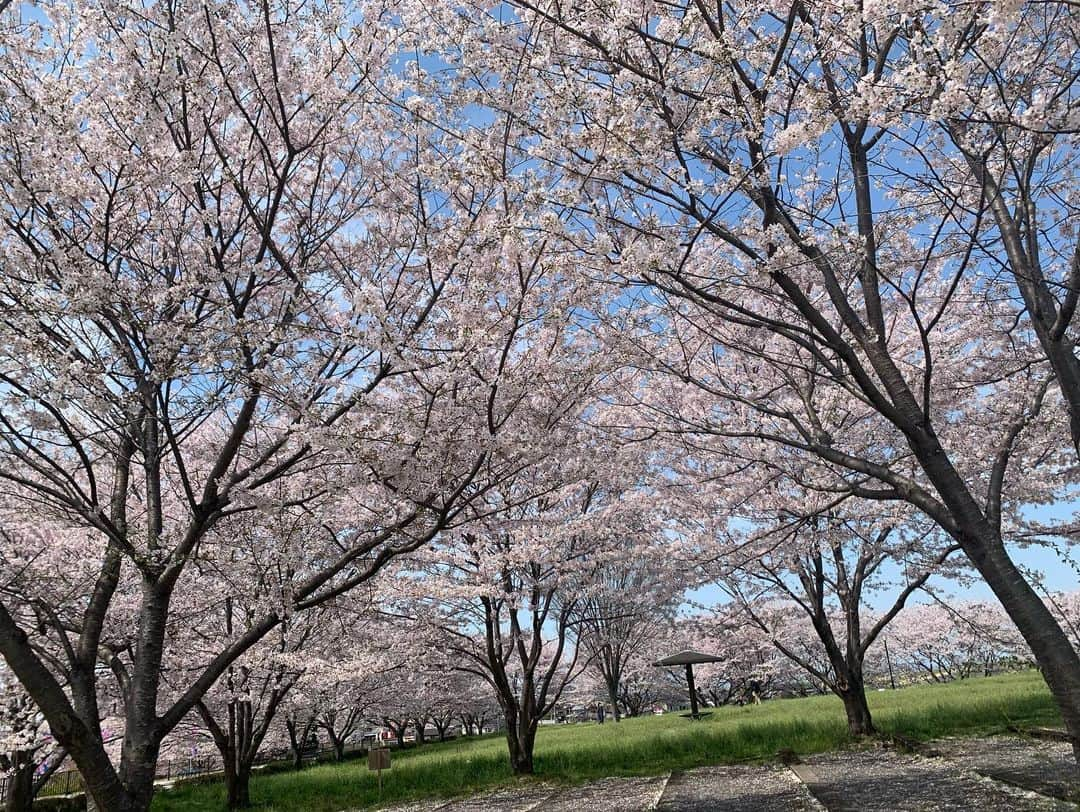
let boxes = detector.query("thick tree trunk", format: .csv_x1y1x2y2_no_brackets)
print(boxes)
4,761,34,812
330,735,345,762
838,684,875,737
223,758,252,810
867,357,1080,763
116,742,160,812
971,539,1080,763
504,711,536,775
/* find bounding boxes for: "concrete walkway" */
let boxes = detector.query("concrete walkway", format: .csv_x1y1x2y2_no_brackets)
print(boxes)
792,745,1071,811
377,733,1080,811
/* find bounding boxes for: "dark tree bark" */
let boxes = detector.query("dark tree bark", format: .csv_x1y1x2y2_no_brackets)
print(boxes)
505,0,1080,764
2,757,33,812
431,714,454,741
412,716,428,746
285,715,316,770
502,706,538,775
731,521,959,738
438,525,593,776
197,691,285,810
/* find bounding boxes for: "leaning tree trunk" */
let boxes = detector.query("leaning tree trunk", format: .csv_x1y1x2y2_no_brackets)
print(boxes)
972,538,1080,763
876,365,1080,764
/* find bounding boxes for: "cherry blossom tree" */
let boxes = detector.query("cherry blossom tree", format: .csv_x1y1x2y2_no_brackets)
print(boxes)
164,511,348,808
571,559,682,721
574,621,687,716
888,600,1031,683
711,499,961,734
456,679,499,737
280,702,318,771
189,608,320,807
0,4,605,809
0,670,65,812
403,442,665,773
440,0,1080,758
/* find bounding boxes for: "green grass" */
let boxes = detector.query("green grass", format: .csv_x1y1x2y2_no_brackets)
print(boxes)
151,670,1059,812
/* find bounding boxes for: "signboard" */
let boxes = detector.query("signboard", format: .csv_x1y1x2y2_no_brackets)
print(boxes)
368,747,391,771
368,746,391,795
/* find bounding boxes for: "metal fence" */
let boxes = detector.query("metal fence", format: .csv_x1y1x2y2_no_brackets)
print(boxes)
2,737,398,803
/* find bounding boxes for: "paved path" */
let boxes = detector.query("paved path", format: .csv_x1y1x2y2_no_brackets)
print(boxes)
793,745,1071,811
377,733,1080,811
927,734,1080,803
656,765,820,811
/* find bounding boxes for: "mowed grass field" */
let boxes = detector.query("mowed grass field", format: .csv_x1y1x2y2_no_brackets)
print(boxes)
152,670,1059,812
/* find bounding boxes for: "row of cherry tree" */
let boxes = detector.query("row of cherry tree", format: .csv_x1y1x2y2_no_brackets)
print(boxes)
0,0,1078,809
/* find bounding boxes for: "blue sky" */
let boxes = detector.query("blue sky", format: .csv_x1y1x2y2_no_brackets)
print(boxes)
685,499,1080,613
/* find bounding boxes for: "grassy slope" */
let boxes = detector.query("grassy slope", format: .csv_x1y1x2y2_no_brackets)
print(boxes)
151,670,1059,812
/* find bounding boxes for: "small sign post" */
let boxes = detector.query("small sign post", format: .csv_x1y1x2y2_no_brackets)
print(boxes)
368,746,391,796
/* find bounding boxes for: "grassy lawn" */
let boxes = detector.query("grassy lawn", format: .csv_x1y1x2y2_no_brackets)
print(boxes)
151,670,1059,812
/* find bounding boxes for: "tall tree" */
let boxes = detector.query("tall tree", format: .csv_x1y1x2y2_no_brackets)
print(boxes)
454,0,1080,759
0,3,598,808
571,560,681,722
713,499,961,734
407,451,662,774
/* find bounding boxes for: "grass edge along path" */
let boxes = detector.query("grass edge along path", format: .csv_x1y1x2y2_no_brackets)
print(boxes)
151,670,1059,812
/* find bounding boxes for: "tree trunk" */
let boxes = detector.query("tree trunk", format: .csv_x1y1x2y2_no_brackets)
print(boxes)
504,711,536,775
223,757,252,810
972,539,1080,763
838,683,875,737
606,679,622,723
506,730,533,775
883,394,1080,764
4,760,34,812
115,743,160,812
285,718,312,770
